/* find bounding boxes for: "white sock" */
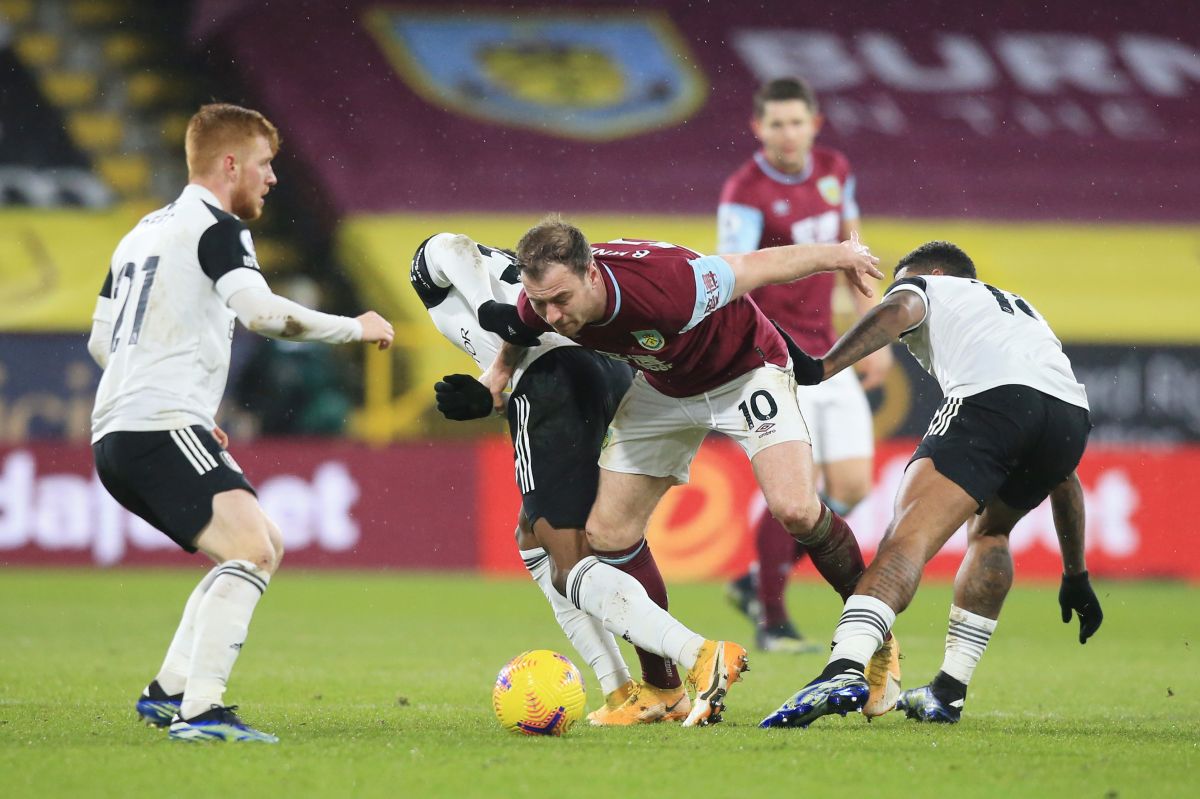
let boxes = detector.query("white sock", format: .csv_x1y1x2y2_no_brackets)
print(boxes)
940,604,998,686
155,566,221,695
828,595,897,670
566,556,705,670
521,547,631,696
181,560,269,719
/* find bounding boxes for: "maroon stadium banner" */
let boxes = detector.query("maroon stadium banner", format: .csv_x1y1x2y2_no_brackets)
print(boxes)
4,438,1199,581
0,440,479,569
190,0,1198,220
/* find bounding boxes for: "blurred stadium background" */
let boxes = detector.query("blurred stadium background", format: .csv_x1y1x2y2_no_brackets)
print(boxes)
2,0,1198,586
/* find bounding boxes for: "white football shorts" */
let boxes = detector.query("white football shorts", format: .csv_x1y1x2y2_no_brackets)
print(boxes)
598,364,811,484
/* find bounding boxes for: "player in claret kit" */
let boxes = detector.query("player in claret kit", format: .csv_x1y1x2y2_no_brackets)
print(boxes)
718,77,893,660
88,104,393,743
481,215,886,726
761,241,1102,728
411,232,689,725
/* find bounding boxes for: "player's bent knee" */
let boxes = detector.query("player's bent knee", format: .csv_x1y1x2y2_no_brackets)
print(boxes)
584,523,639,552
264,518,285,572
232,543,276,573
550,563,570,598
514,512,539,551
767,496,823,539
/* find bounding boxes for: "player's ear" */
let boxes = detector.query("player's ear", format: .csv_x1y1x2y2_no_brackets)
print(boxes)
812,113,824,134
750,115,763,139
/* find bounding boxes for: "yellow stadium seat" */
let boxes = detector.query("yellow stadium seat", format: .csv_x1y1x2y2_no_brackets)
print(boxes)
40,71,99,107
104,32,155,67
0,0,33,24
15,32,61,68
68,0,130,26
126,72,182,108
160,112,190,148
67,111,125,152
96,154,151,196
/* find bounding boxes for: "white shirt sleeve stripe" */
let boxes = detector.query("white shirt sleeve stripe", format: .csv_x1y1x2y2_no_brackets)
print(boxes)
885,282,930,334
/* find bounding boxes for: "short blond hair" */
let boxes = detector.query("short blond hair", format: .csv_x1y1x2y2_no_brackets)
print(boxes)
185,103,280,178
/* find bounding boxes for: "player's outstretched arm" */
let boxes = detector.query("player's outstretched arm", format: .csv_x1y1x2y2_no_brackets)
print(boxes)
723,231,882,301
226,285,394,349
790,290,925,385
1052,473,1103,644
354,311,395,350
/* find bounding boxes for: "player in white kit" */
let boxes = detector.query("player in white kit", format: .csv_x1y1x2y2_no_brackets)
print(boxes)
413,233,690,725
88,104,394,742
761,240,1102,728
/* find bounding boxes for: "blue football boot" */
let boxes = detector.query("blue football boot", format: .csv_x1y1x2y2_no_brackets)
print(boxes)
895,685,962,723
760,673,870,728
136,680,182,728
168,705,279,743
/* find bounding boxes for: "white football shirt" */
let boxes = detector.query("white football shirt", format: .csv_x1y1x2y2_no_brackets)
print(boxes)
91,184,268,441
887,274,1089,410
411,232,574,388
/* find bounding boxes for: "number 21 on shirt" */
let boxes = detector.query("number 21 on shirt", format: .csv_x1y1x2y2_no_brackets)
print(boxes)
110,256,159,352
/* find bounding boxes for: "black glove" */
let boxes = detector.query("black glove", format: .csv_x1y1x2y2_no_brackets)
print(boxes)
434,374,494,421
1058,571,1103,644
478,300,542,347
771,320,824,385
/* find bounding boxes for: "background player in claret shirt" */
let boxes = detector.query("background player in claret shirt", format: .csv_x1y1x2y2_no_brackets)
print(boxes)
482,216,890,726
88,104,393,743
761,241,1101,729
718,77,894,655
410,232,689,726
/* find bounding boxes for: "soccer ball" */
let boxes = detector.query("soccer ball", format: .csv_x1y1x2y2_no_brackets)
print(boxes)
492,649,587,736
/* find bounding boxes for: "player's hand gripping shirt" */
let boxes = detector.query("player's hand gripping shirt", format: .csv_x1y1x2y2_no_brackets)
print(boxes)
91,185,278,441
886,275,1089,410
718,146,858,355
516,239,788,398
411,233,576,388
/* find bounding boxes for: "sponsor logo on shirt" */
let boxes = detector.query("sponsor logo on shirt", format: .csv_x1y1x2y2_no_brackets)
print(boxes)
600,350,673,371
817,176,842,206
240,230,261,270
772,198,790,216
633,329,666,351
701,270,721,314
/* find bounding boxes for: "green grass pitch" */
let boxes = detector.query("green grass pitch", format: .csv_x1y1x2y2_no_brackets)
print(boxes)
1,570,1197,798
